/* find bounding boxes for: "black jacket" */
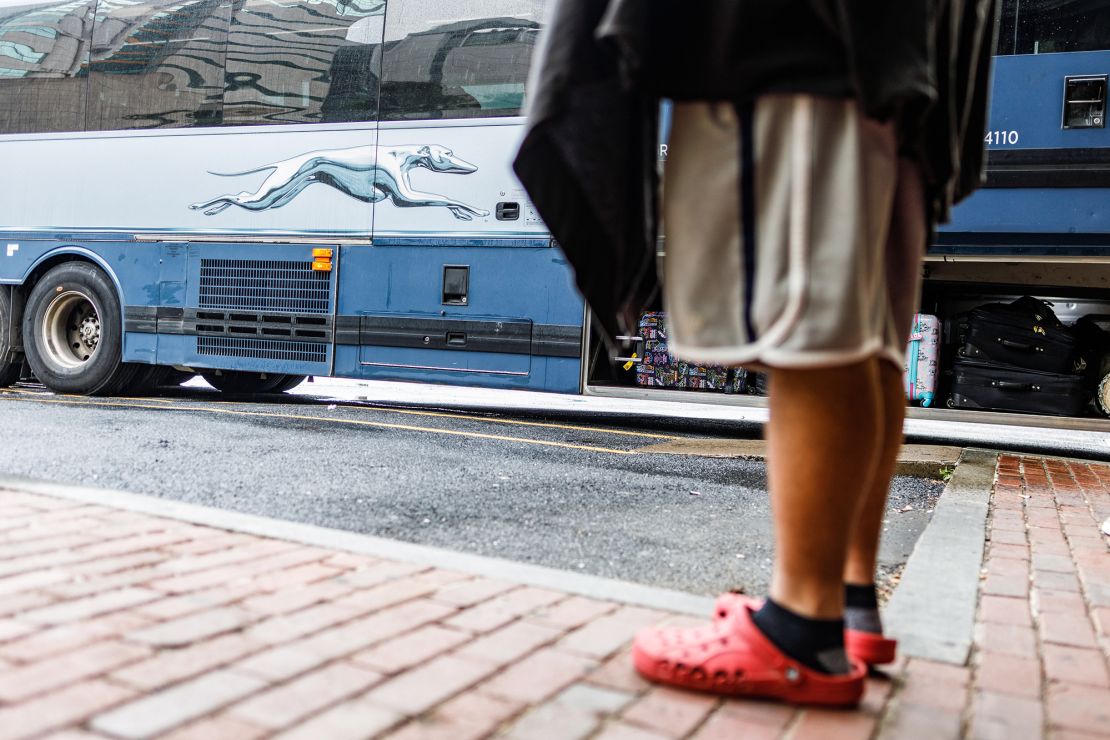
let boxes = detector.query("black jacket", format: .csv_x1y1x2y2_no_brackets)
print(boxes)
514,0,1000,344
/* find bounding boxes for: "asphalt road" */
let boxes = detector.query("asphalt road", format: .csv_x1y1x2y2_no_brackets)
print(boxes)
0,383,943,597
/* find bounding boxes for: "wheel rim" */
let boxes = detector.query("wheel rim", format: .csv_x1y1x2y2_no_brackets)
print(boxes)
40,290,101,369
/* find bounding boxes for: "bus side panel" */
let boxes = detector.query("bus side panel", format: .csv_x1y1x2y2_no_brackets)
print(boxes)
339,115,584,394
986,51,1110,150
334,243,583,393
945,189,1110,237
0,126,377,241
371,121,546,241
149,243,339,378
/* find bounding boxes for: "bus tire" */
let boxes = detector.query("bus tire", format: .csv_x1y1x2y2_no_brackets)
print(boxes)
159,369,196,388
124,365,169,396
0,288,21,387
22,262,139,396
269,375,306,393
126,366,196,396
201,371,288,394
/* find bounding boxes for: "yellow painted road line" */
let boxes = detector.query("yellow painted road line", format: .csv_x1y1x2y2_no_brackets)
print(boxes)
7,385,676,440
0,392,180,412
0,395,637,456
0,388,60,397
175,394,678,441
0,388,176,403
323,404,680,441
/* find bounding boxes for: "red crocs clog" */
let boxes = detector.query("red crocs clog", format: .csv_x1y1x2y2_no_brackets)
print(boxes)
713,592,762,620
713,592,898,667
632,597,866,706
845,629,897,665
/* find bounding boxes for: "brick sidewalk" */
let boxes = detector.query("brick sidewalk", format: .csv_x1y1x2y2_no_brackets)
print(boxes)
0,456,1107,739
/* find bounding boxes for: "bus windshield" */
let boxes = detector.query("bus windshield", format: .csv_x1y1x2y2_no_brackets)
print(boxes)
998,0,1110,55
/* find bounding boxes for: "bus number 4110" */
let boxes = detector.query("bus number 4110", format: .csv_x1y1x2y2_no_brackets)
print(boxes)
985,130,1020,146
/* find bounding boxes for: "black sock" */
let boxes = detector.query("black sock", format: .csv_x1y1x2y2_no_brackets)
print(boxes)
751,599,850,675
844,583,883,635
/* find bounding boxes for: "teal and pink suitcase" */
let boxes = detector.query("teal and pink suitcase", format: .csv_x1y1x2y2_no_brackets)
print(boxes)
904,314,940,407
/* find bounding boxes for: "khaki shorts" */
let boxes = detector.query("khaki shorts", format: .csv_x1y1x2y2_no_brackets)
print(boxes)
662,95,926,371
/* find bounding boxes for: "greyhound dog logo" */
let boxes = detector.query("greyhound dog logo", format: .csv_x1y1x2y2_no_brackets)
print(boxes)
189,144,490,220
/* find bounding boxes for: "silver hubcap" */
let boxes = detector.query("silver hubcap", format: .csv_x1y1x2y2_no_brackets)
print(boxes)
41,291,100,369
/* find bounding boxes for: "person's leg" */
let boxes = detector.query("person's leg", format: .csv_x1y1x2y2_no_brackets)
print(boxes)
763,358,884,618
842,155,926,634
839,360,905,639
844,360,905,587
750,357,885,674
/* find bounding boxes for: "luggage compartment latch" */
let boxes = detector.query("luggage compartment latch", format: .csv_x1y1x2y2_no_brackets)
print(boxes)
1063,75,1107,129
613,335,644,369
496,202,521,221
442,265,469,305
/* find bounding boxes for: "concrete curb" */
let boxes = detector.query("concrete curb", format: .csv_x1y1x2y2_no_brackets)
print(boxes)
0,476,715,618
884,448,997,665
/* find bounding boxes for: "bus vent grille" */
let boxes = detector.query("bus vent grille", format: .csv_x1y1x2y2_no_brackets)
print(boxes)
197,336,328,364
198,259,331,314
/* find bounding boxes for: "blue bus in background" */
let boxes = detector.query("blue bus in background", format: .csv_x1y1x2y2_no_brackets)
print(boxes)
919,0,1110,422
0,0,1107,428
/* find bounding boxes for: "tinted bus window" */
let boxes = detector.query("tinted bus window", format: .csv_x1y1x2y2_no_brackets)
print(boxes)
380,0,545,121
222,0,384,126
998,0,1110,55
0,0,94,134
87,0,230,130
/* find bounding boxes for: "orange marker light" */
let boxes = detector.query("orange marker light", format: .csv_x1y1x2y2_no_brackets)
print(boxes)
312,260,332,272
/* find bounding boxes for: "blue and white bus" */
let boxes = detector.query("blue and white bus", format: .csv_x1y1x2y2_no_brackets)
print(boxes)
0,0,582,397
0,0,1107,427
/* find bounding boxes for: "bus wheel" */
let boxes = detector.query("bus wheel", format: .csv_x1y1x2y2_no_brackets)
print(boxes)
269,375,306,393
201,371,289,394
126,366,197,396
124,365,171,396
0,288,21,387
22,263,138,396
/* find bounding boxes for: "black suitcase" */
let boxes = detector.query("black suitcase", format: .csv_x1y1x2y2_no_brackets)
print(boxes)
1073,316,1110,417
948,358,1090,417
959,297,1080,375
1073,315,1110,378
